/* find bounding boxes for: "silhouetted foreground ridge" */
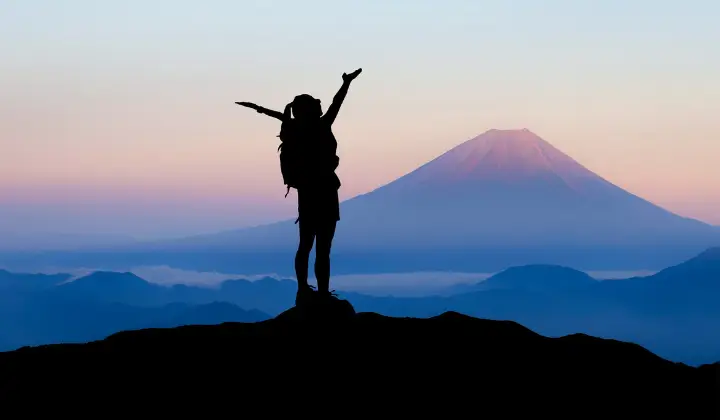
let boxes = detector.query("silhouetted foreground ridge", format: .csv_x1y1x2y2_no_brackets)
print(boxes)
1,301,718,416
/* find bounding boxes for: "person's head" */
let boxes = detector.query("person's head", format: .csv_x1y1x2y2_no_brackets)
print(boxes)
291,94,322,120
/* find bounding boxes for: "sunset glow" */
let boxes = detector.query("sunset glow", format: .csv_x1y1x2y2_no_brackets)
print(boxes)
2,0,719,238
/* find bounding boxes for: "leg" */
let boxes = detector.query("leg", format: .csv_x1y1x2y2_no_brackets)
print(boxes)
295,218,316,288
314,219,337,294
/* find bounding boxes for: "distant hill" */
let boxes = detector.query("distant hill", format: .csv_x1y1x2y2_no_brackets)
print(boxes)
599,246,720,310
3,249,720,364
446,264,596,294
0,297,270,351
0,270,272,351
648,246,720,285
54,271,169,306
149,301,269,328
346,248,720,365
0,269,69,291
52,271,297,313
0,310,717,415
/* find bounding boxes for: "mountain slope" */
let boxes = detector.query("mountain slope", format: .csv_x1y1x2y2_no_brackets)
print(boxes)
0,296,270,351
649,246,720,285
333,128,714,249
51,272,297,313
469,264,597,293
150,302,270,328
55,271,167,305
601,246,720,314
0,310,716,416
0,270,69,292
5,129,715,274
121,129,718,273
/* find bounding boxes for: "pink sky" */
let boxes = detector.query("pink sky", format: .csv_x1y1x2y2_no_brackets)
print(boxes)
2,1,719,238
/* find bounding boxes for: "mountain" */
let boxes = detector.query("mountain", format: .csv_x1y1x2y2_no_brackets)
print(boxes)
648,246,720,285
54,271,168,306
338,128,714,246
110,128,718,274
344,248,720,364
1,309,717,416
601,246,720,313
52,272,297,312
147,302,270,328
0,269,69,291
448,264,597,294
0,270,274,351
0,295,271,351
3,249,720,363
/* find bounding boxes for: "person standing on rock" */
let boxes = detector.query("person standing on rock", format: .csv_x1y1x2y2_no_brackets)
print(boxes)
236,68,362,307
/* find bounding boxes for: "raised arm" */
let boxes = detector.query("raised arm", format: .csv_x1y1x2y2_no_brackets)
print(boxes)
235,102,287,122
322,68,362,125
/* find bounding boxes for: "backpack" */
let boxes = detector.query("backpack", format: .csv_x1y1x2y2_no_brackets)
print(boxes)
277,119,304,197
277,118,341,198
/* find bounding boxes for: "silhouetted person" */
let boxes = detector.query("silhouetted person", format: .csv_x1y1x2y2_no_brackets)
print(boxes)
236,68,362,306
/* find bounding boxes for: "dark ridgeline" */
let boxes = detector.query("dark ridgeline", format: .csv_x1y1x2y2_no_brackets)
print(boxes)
0,307,717,416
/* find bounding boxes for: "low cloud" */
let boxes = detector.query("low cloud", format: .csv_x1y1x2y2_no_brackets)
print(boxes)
11,265,657,297
587,270,657,280
129,267,492,296
127,266,278,288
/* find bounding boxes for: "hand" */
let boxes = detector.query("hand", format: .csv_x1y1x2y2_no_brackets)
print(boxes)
235,102,261,112
342,68,362,82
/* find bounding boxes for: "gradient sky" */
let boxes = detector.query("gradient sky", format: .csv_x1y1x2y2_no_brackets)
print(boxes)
2,0,719,239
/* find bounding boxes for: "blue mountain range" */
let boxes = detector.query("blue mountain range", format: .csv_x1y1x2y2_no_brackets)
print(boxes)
2,247,719,365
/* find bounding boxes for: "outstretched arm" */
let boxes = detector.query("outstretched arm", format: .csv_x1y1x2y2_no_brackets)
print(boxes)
323,68,362,125
235,102,287,121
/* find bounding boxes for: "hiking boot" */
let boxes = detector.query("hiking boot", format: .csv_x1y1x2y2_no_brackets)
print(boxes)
295,284,317,307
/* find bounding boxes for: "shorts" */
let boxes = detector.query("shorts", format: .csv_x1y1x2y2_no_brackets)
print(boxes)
297,186,340,223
